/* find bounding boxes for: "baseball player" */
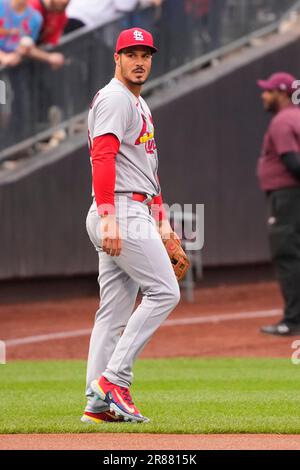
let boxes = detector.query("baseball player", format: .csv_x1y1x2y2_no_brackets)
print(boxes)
82,28,189,424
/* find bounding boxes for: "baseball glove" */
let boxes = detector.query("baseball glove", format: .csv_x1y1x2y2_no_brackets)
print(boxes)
162,236,190,281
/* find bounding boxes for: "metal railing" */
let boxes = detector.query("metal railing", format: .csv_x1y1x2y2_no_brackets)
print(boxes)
0,0,299,156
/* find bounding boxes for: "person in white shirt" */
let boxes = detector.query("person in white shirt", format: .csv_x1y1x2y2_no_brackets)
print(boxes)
65,0,162,33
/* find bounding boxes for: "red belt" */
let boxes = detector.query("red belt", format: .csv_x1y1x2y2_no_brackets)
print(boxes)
132,193,153,206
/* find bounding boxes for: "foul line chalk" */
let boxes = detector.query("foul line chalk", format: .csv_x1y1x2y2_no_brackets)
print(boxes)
5,309,281,348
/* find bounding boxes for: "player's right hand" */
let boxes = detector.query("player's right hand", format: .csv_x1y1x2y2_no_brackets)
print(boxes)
100,214,122,257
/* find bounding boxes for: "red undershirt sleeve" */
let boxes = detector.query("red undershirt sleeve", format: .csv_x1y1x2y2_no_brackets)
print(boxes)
91,133,120,216
91,133,166,220
150,173,167,222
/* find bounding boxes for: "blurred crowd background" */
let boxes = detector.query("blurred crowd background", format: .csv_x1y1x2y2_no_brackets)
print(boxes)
1,0,296,155
0,0,288,70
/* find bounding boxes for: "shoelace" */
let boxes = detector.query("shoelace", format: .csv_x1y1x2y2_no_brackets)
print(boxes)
120,386,134,406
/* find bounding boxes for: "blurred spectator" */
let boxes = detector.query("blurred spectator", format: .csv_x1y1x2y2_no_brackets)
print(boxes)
65,0,163,33
121,0,164,32
0,0,42,67
184,0,226,55
159,0,187,70
0,0,63,69
29,0,68,44
185,0,210,18
28,0,70,69
185,0,211,53
208,0,226,49
65,0,135,32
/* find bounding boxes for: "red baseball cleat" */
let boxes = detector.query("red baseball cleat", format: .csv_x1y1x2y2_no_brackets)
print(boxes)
91,376,150,423
81,410,125,424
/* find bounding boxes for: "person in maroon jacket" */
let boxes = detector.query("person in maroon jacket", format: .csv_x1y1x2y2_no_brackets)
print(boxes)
257,72,300,336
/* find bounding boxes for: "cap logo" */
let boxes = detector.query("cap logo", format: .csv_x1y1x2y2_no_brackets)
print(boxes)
133,30,144,41
279,84,287,90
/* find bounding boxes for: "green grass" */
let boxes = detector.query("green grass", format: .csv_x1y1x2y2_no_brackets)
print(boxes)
1,358,300,434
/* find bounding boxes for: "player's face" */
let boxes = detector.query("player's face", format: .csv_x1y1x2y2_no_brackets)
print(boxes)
116,47,153,86
261,90,280,113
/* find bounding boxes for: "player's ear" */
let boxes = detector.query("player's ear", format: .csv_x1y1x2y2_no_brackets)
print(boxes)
114,53,120,67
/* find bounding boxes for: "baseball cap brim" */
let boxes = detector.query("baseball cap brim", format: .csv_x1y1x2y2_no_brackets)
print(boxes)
257,79,274,90
117,43,158,54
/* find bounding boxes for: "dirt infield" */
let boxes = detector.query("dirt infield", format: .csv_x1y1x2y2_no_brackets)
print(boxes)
1,272,300,450
1,279,295,361
1,434,300,450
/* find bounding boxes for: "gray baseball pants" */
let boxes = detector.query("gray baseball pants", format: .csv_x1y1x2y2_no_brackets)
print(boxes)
85,196,180,412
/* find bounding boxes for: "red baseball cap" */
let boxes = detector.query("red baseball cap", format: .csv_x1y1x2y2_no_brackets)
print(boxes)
257,72,297,95
115,28,158,54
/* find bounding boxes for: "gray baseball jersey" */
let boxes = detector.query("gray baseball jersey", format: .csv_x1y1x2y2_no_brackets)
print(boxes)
88,77,160,197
